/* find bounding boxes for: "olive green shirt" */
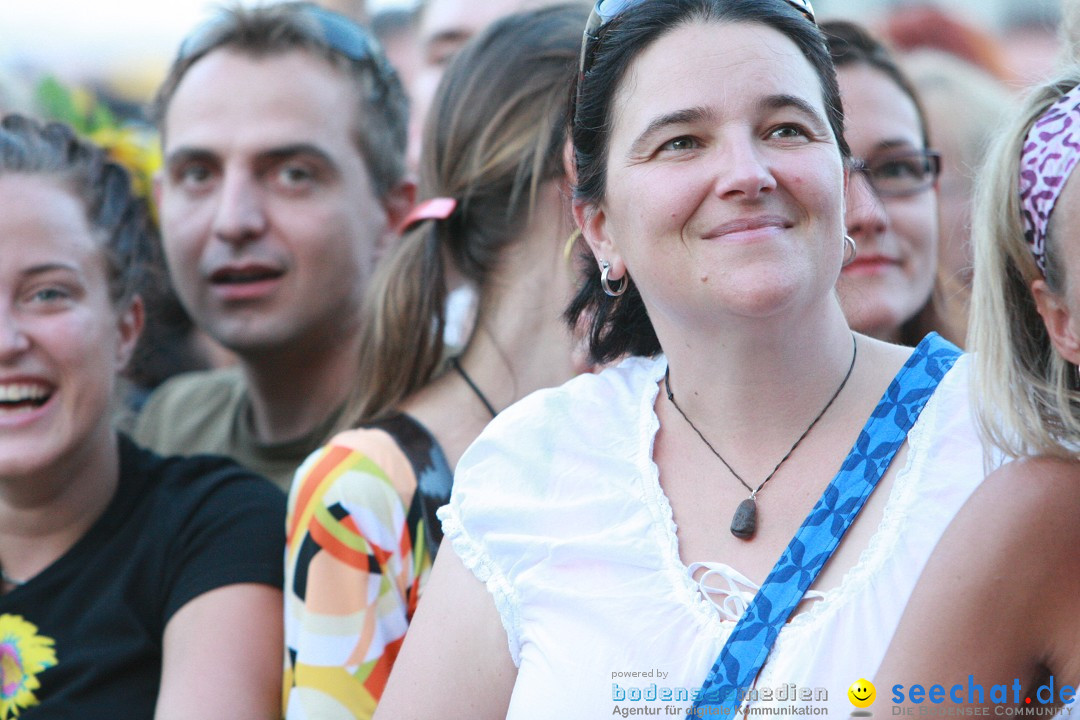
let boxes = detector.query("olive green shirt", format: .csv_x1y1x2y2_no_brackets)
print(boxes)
133,367,341,492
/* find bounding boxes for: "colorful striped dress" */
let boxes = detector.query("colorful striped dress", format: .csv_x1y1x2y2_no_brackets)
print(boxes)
283,414,452,719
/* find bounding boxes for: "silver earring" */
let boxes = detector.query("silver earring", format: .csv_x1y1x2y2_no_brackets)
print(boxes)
842,234,857,267
600,260,627,297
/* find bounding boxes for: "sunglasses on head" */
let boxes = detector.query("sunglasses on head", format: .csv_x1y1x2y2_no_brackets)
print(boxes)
176,2,395,93
579,0,817,77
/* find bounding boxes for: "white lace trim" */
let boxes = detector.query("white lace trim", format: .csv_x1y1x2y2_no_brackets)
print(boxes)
437,506,524,666
636,356,738,639
687,561,826,622
636,353,950,643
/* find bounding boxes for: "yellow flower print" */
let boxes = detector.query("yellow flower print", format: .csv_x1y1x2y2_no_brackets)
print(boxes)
0,615,57,720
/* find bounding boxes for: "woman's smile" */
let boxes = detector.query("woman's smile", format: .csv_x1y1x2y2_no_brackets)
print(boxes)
586,21,846,328
701,215,794,243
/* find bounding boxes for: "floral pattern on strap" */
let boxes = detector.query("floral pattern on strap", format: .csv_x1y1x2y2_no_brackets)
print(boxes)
690,333,961,715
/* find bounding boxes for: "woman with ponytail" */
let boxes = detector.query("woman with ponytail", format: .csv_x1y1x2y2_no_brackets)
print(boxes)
282,5,587,718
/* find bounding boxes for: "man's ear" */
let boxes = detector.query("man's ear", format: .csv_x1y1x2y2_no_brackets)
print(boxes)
1032,279,1080,365
377,179,418,261
573,199,625,278
115,295,146,371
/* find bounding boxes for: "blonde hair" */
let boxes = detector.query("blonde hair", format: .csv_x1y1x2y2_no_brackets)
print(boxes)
1060,0,1080,66
339,4,583,427
969,67,1080,458
902,49,1014,344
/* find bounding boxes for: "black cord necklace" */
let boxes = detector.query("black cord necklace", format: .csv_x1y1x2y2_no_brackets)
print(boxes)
450,357,498,418
665,334,857,540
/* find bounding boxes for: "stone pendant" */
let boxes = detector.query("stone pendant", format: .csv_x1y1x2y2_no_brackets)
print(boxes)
730,497,757,539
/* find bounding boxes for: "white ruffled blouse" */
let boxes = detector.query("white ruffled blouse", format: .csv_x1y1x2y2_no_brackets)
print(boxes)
439,353,988,718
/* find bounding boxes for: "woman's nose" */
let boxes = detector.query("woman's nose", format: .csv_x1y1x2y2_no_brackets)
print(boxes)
845,170,888,242
0,305,31,361
713,138,778,201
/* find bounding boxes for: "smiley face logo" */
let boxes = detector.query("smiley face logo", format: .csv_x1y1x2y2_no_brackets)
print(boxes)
848,679,876,708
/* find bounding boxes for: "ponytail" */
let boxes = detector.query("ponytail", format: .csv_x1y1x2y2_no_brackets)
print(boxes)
339,219,449,427
335,4,584,429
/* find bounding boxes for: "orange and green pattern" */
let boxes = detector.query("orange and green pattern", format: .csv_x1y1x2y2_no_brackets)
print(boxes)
284,426,433,720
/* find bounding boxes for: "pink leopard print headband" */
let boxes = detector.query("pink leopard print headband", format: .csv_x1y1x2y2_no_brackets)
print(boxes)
1019,83,1080,278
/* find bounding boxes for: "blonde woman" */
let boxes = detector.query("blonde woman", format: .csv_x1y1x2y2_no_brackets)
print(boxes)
879,69,1080,710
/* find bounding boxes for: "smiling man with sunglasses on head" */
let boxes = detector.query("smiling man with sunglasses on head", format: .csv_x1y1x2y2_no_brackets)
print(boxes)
135,2,415,491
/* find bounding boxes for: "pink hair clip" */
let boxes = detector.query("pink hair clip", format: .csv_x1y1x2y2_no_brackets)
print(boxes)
398,197,457,233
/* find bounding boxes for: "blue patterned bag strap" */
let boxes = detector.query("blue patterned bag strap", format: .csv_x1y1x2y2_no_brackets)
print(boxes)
690,333,961,716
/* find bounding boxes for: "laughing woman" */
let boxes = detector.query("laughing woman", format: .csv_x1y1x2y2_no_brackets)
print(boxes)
0,115,284,719
375,1,995,718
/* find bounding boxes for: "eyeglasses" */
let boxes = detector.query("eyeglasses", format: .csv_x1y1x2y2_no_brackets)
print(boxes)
579,0,817,77
176,2,395,94
849,149,942,199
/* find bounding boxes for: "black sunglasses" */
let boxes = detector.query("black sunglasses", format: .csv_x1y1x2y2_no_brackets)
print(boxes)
579,0,817,77
177,2,396,93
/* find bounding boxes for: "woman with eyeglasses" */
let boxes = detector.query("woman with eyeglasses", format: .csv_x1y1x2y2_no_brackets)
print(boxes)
875,68,1080,712
376,1,993,718
0,115,284,718
824,20,945,347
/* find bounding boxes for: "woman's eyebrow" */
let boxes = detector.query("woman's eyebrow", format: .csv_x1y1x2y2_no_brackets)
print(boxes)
629,106,715,155
21,262,81,278
760,93,828,129
866,138,921,154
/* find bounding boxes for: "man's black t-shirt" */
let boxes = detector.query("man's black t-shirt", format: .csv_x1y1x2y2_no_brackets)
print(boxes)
0,435,285,719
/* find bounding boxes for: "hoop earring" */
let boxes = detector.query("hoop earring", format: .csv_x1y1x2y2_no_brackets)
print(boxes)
600,260,627,297
842,234,857,267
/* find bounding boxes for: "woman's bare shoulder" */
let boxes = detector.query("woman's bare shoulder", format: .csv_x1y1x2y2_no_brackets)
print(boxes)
973,456,1080,544
877,456,1080,695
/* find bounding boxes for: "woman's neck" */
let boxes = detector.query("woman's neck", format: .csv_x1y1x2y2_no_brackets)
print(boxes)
0,427,119,587
402,188,580,466
660,302,857,448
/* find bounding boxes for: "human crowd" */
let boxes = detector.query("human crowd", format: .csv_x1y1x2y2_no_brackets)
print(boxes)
1,0,1079,718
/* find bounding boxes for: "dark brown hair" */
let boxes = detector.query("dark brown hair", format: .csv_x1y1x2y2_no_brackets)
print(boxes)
0,114,152,308
568,0,850,365
151,2,408,198
822,19,930,148
340,4,585,425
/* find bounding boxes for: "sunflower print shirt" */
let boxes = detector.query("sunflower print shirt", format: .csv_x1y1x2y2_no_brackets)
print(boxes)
0,615,57,719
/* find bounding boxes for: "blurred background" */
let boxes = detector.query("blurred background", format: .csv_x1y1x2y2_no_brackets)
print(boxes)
0,0,1065,386
0,0,1064,220
0,0,1062,102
